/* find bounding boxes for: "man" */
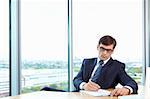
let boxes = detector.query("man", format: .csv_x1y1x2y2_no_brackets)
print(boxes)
73,35,138,96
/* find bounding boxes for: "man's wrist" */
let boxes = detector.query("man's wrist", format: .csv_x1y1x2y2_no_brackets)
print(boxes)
79,82,86,90
123,86,133,94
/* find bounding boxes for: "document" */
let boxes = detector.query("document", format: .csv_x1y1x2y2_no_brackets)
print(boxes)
80,89,111,96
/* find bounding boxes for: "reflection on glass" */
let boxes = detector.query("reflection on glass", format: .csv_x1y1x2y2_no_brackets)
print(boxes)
21,0,68,93
73,0,143,85
0,0,9,97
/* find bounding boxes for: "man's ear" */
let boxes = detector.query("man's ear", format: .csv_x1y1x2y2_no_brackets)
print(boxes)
97,44,99,50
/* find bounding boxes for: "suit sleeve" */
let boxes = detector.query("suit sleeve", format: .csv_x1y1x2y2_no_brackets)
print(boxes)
117,63,138,94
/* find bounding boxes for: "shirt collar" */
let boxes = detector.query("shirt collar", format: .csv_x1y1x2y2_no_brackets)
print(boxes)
97,57,110,65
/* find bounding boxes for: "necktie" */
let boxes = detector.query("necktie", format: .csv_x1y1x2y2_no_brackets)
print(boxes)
91,60,104,83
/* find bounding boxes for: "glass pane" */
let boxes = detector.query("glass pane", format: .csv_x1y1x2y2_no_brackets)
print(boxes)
20,0,68,93
73,0,143,85
0,0,9,97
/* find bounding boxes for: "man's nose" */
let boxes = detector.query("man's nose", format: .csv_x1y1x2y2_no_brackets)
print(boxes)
103,50,108,54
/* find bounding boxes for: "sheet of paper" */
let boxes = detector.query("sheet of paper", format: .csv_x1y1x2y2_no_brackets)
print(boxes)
80,89,111,96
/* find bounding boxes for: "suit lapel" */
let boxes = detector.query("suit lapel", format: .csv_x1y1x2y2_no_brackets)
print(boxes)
103,58,113,68
90,58,97,73
87,58,97,79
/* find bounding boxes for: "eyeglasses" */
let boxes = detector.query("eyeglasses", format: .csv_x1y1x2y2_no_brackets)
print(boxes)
99,47,113,53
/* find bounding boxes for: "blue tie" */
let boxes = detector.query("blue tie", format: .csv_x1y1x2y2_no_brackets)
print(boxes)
91,60,104,83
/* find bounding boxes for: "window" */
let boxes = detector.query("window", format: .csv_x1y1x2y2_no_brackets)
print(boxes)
73,0,144,85
20,0,68,93
0,0,9,97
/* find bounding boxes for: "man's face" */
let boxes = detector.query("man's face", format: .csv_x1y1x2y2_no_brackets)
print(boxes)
97,44,114,61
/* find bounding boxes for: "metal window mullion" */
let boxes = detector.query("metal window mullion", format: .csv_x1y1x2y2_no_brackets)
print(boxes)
145,0,150,70
147,0,150,67
10,0,20,96
68,0,73,92
142,0,147,85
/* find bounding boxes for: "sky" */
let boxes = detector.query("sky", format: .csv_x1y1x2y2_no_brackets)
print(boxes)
0,0,143,62
0,0,9,60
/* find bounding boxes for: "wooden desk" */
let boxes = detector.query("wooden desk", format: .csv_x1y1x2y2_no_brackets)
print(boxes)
0,91,118,99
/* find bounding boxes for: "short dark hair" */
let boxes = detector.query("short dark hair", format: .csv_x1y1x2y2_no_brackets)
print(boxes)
98,35,117,49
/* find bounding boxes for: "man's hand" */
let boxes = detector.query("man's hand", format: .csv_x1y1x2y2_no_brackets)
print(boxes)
111,87,130,96
83,81,100,91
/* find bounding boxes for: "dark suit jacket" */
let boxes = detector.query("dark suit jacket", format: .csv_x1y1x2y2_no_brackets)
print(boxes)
73,58,138,94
